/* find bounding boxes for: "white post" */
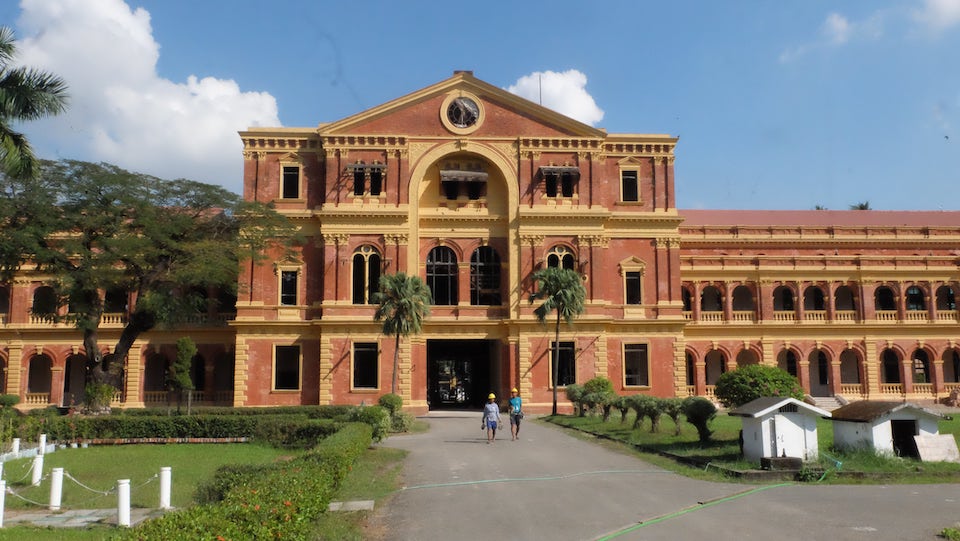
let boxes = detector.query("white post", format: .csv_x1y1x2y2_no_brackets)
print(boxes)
0,462,4,481
38,434,46,455
159,467,171,510
49,468,63,511
0,480,5,528
11,438,19,457
117,479,130,527
31,455,43,486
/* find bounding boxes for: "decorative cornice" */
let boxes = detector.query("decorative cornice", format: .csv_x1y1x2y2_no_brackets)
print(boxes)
519,234,545,246
384,233,409,245
321,233,349,245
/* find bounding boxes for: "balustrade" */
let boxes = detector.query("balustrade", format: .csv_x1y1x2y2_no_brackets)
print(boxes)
682,311,692,320
804,310,826,322
772,311,796,322
731,310,756,323
875,310,898,322
839,383,864,398
938,310,959,322
685,385,695,397
834,310,856,322
879,383,903,395
903,311,927,322
912,383,933,395
699,311,724,323
24,392,50,405
704,385,716,399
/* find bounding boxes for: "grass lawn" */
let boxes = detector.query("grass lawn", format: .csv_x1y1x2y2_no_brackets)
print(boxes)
547,410,960,483
0,443,291,540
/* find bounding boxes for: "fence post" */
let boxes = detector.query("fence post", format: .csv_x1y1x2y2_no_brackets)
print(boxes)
118,479,130,527
11,438,19,457
159,467,171,510
31,455,43,486
49,468,63,511
38,434,46,455
0,480,5,528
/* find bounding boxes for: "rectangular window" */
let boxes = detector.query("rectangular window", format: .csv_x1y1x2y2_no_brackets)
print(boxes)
353,342,379,389
353,169,365,196
280,270,297,306
369,168,383,196
621,170,639,202
560,172,575,197
624,344,649,387
625,271,642,305
544,174,558,198
551,341,576,387
274,345,300,390
281,166,300,199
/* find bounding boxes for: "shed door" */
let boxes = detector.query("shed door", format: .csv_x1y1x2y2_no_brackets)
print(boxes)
891,420,919,458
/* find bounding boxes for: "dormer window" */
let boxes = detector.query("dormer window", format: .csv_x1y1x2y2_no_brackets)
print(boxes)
439,161,487,201
539,166,579,198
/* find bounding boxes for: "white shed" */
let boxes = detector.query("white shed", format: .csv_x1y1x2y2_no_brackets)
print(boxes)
728,397,830,463
830,401,943,457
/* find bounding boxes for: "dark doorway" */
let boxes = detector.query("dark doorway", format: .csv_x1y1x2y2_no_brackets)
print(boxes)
891,420,919,458
428,340,496,410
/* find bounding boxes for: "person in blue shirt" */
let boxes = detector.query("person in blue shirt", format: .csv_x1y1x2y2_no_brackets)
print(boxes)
508,388,523,441
481,393,501,444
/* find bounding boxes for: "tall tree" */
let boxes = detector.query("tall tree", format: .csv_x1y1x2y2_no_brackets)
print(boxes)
0,159,298,388
169,337,197,414
374,272,432,394
0,26,68,179
529,267,586,415
849,201,871,210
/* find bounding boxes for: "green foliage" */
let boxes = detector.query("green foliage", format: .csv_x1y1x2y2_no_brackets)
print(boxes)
713,364,804,408
940,526,960,540
682,396,717,443
660,397,686,436
627,395,664,432
582,376,614,395
377,393,403,416
343,405,390,443
390,411,415,433
170,337,196,392
564,384,585,416
615,396,631,424
83,382,116,412
0,394,20,408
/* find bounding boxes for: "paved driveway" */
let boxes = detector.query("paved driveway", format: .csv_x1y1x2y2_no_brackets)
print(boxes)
371,413,959,541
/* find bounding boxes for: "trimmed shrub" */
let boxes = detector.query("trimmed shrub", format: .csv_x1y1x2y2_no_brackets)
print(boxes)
378,393,403,416
713,364,804,408
341,405,389,443
615,396,631,424
391,411,415,433
564,384,585,416
682,396,717,443
660,397,685,436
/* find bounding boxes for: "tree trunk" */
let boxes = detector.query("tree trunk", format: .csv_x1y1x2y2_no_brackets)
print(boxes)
552,311,561,416
392,333,401,395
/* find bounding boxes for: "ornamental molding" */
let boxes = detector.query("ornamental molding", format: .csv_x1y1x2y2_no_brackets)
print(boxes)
321,233,349,245
579,234,609,248
519,234,545,246
242,137,318,151
384,233,409,245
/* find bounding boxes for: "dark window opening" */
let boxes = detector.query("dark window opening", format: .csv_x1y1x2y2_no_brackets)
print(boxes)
774,286,794,311
104,288,128,313
906,286,925,311
875,286,897,311
625,271,641,304
274,345,300,390
881,350,900,383
280,271,297,306
427,246,458,305
353,342,379,389
621,170,639,202
282,166,300,199
817,352,828,385
624,344,649,386
32,286,58,316
353,169,365,196
552,341,576,387
547,248,575,270
369,168,383,196
352,248,381,304
470,246,501,306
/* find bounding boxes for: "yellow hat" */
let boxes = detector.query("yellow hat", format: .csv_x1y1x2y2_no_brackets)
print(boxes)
488,393,496,399
511,388,518,393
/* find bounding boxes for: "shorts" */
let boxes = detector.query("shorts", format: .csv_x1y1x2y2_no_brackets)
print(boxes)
486,420,498,430
510,413,522,426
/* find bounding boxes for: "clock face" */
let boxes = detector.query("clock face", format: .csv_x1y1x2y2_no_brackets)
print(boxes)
447,97,479,128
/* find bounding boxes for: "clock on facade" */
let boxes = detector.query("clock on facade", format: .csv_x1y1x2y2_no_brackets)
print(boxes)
446,96,480,128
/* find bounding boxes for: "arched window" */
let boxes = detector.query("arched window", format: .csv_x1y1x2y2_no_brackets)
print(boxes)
144,354,170,392
32,286,58,317
773,286,794,311
905,286,925,311
881,349,900,383
936,285,957,311
470,246,501,306
704,350,726,385
685,352,695,386
700,286,722,312
804,286,826,311
912,349,930,383
732,285,755,311
0,285,9,315
352,246,382,304
875,286,896,311
681,287,692,311
546,246,575,270
778,350,798,377
834,285,857,311
427,246,458,305
27,354,53,394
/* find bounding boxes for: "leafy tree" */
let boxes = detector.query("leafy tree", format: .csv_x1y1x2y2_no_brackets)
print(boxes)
530,267,586,415
682,396,717,443
661,397,685,436
615,396,631,424
0,27,68,179
0,159,298,388
168,337,197,414
374,272,432,394
849,201,871,210
713,364,804,408
564,383,585,416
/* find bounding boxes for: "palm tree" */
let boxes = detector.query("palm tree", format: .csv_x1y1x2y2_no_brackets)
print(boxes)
374,272,432,394
0,26,68,179
529,267,587,415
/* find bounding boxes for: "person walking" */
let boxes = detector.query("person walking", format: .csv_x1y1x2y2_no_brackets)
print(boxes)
481,393,501,444
508,388,523,441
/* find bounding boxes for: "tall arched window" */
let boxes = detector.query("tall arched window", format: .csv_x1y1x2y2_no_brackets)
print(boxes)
881,349,901,383
700,286,722,312
546,246,575,270
905,286,925,311
803,286,825,310
427,246,458,305
104,288,128,313
834,285,857,311
936,285,957,311
778,350,798,377
352,246,382,304
32,286,58,317
773,286,794,311
470,246,501,306
875,286,896,311
732,285,755,311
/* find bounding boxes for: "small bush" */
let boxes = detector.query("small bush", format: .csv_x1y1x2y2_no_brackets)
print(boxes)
84,383,117,412
391,411,415,433
341,405,389,442
660,397,685,436
0,394,20,408
378,393,403,416
682,396,717,443
564,384,585,416
713,364,804,408
582,376,614,395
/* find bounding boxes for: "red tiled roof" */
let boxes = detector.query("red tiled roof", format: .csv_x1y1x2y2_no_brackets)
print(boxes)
679,209,960,228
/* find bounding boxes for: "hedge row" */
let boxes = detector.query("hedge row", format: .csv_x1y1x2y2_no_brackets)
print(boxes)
116,422,374,541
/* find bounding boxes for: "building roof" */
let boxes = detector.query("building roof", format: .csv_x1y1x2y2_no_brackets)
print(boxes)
727,397,830,419
829,401,944,423
678,209,960,228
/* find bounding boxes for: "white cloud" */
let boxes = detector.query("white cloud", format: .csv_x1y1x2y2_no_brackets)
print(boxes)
822,13,852,44
914,0,960,32
779,11,886,63
506,70,605,127
12,0,279,193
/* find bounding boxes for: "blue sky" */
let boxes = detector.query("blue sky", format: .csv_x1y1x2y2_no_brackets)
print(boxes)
2,0,958,210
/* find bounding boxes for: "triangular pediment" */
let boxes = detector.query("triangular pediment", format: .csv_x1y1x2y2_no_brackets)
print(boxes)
318,71,606,139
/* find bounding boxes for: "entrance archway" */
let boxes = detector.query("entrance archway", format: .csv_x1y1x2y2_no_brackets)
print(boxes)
427,340,499,410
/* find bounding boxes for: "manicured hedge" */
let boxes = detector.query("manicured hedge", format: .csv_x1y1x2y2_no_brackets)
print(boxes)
118,422,374,541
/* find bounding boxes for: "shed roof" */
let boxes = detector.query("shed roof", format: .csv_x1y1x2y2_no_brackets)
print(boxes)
829,401,944,423
727,397,830,419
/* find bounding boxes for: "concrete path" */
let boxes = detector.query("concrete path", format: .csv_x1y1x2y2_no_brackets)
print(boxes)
371,412,960,541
